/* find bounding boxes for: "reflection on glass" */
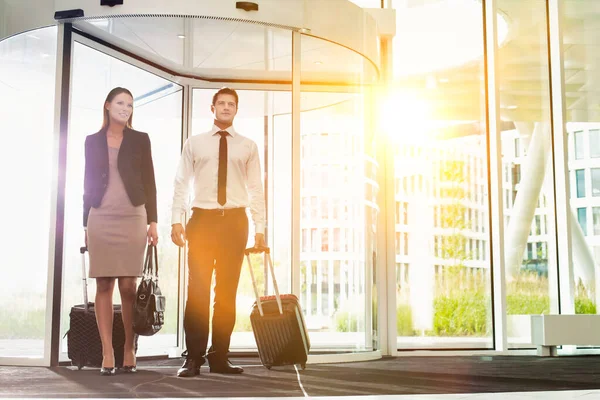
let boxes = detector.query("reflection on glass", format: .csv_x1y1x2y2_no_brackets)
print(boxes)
0,26,57,358
300,35,378,86
390,0,492,350
191,89,291,349
497,0,558,348
61,42,183,358
565,1,600,317
299,91,377,351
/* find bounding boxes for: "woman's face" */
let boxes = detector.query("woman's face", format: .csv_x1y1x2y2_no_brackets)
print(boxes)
106,92,133,126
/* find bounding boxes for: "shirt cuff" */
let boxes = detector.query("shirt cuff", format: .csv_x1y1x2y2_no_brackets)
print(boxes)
171,212,184,226
255,223,265,235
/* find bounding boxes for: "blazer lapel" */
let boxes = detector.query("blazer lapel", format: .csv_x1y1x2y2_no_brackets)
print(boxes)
118,127,131,171
98,127,109,173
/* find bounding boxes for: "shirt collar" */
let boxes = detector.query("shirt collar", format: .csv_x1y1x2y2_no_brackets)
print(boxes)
212,125,236,138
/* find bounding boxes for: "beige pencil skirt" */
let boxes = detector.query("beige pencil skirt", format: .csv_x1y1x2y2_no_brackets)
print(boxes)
87,209,147,278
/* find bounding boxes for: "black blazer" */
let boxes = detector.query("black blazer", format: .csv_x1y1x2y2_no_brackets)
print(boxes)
83,126,157,227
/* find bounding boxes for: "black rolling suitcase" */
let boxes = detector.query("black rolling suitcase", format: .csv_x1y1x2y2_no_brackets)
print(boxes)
66,246,137,369
246,247,310,370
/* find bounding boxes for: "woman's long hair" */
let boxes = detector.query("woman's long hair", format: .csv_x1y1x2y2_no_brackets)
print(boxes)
101,87,134,129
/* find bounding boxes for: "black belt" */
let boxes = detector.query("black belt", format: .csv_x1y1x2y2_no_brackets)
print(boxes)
192,207,245,217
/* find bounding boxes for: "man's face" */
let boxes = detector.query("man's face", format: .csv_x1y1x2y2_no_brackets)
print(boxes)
211,94,237,125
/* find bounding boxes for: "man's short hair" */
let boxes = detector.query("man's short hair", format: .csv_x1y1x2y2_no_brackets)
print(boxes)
212,87,239,107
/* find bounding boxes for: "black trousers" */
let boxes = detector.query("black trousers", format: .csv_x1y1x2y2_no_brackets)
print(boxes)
183,207,248,362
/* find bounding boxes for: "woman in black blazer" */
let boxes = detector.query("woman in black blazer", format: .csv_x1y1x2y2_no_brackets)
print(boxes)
83,87,158,376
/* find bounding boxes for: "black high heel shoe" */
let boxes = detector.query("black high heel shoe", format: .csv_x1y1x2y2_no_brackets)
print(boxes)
100,367,116,376
122,365,137,373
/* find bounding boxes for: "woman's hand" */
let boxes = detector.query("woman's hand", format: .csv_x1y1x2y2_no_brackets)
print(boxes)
147,222,159,246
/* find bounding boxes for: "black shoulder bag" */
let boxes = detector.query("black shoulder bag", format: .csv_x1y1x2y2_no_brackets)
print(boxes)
133,244,165,336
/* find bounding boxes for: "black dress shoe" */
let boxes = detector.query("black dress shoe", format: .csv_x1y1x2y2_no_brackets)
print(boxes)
209,360,244,374
122,365,137,373
177,358,201,377
100,367,116,376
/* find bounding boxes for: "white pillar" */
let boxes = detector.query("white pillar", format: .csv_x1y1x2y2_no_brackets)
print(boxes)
505,122,551,277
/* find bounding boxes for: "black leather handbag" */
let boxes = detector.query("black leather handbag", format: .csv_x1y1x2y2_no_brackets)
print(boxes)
133,244,165,336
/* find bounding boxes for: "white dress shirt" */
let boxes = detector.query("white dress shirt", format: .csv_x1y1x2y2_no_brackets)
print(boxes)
171,125,266,234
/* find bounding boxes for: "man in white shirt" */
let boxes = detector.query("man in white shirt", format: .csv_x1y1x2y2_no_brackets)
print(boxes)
171,87,266,376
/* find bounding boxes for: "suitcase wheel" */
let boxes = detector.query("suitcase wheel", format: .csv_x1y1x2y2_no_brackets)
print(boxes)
301,363,306,370
72,354,85,370
265,365,272,370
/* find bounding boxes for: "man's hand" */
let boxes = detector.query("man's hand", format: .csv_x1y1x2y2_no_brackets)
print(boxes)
171,223,186,247
254,233,266,250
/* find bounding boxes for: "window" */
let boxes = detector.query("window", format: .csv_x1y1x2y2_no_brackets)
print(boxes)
536,242,543,260
577,207,588,236
321,228,329,251
576,169,586,198
311,196,318,218
574,130,585,160
590,129,600,158
592,168,600,197
512,164,521,185
302,229,309,252
593,207,600,235
333,228,341,252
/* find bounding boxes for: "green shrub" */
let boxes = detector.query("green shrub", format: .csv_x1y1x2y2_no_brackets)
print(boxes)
432,289,489,336
397,304,414,336
506,293,549,315
0,308,46,339
575,296,596,314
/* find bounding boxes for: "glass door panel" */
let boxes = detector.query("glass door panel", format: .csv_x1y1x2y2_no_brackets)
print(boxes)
60,39,183,359
191,88,291,350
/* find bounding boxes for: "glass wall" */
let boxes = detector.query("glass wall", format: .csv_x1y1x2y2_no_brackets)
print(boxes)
300,34,378,350
60,41,183,358
497,0,558,348
390,0,493,349
0,26,57,358
563,0,600,318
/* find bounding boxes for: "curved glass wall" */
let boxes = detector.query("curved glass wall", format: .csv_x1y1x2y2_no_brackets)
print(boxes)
73,17,293,82
60,40,184,358
0,26,57,359
300,35,379,350
496,0,558,349
191,88,292,349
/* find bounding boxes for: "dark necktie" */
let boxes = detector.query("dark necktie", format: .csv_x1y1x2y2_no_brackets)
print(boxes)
217,130,228,206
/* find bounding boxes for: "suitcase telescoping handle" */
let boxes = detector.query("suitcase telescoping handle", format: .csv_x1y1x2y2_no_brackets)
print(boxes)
80,246,89,312
245,246,283,317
